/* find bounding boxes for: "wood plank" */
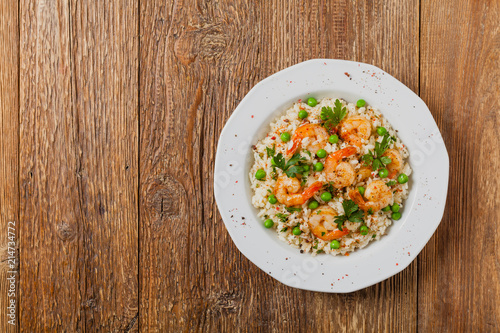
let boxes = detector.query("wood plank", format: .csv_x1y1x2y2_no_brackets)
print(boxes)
418,0,500,331
19,1,139,330
0,1,19,332
139,0,418,331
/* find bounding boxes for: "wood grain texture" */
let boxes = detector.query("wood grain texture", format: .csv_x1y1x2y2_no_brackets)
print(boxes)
418,0,500,331
139,0,418,331
19,1,138,331
0,1,19,332
6,0,498,331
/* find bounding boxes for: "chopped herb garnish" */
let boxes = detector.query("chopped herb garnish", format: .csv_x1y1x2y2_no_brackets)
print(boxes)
322,182,336,194
386,180,397,186
320,99,347,132
280,227,288,232
372,234,376,238
316,249,324,254
321,232,326,236
334,200,364,230
286,207,302,213
300,170,309,186
276,213,289,223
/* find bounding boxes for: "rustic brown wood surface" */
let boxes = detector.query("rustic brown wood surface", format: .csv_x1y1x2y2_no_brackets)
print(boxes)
0,1,19,332
0,0,497,332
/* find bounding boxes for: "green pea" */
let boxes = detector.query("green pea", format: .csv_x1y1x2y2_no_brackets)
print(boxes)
292,227,302,235
330,240,340,249
268,195,277,204
320,192,332,202
314,162,324,171
377,127,387,136
360,225,369,235
298,110,308,119
255,169,266,180
398,173,409,184
378,168,389,178
358,186,365,196
307,97,317,107
391,203,400,213
303,165,310,172
264,219,274,228
391,212,402,220
382,206,391,212
356,99,366,107
280,132,291,142
316,149,327,158
308,200,319,209
329,134,339,144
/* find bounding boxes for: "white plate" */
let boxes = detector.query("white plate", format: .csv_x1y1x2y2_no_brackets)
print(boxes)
214,59,449,293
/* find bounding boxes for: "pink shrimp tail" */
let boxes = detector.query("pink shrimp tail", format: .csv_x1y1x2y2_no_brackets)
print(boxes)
302,181,322,200
327,146,358,163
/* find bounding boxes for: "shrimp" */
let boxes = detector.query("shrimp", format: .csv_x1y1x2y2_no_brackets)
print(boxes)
274,175,322,207
357,166,373,182
340,116,372,147
309,206,349,241
287,124,329,155
349,180,392,212
382,149,403,179
324,147,358,188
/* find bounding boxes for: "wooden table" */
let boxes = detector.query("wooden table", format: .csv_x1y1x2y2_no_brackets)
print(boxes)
0,0,498,331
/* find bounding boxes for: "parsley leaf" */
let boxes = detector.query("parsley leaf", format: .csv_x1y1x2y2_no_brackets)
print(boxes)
320,99,347,132
273,152,306,177
285,153,305,170
285,165,304,178
342,200,359,217
334,200,364,230
266,144,276,158
363,133,395,171
375,133,392,158
272,153,286,170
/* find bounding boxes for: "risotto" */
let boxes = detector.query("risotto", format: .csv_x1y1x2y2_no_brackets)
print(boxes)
249,97,412,256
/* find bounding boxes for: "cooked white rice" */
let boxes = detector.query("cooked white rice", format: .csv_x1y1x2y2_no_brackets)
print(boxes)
249,97,412,256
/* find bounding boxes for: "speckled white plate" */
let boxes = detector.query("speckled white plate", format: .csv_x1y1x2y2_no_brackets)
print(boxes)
214,59,449,293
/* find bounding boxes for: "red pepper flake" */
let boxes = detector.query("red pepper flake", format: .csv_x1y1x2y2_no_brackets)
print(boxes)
235,181,238,183
345,253,349,256
251,115,254,118
342,276,344,279
298,99,302,102
324,62,327,65
290,81,292,83
271,136,276,140
344,72,350,77
396,263,399,266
